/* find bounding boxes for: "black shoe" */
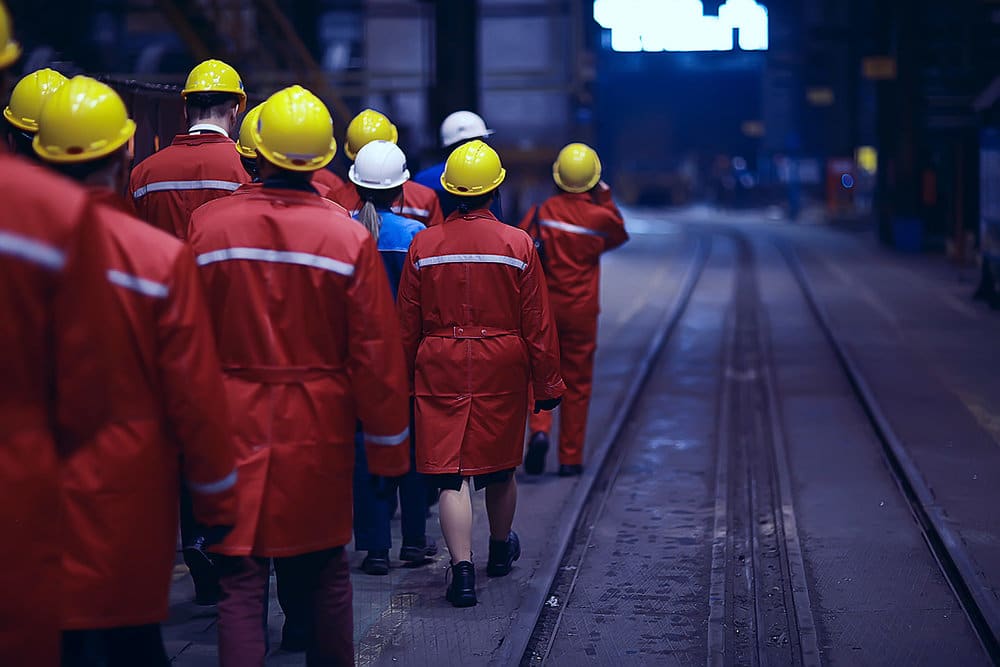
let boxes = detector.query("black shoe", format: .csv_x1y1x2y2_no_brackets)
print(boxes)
183,537,220,605
400,537,438,562
279,623,309,653
558,464,584,477
524,432,549,475
361,550,390,575
486,531,521,577
446,561,477,607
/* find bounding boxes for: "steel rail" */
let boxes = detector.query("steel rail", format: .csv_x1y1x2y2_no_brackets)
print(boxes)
782,241,1000,665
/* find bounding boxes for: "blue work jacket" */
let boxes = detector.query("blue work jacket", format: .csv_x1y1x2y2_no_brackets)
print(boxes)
357,208,425,298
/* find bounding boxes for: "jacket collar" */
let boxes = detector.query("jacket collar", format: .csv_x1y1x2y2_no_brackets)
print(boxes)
444,207,498,224
188,122,230,136
171,133,235,147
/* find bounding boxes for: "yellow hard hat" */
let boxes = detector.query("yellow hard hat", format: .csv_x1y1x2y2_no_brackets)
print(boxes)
181,59,247,112
235,102,264,159
33,75,136,164
345,108,398,160
4,68,68,133
440,140,506,196
553,143,602,193
0,2,20,70
251,85,336,172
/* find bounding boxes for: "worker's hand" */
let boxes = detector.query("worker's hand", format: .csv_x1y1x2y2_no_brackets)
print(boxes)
533,397,562,414
199,525,234,548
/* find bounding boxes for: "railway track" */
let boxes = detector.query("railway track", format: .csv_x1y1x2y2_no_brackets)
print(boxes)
512,226,1000,666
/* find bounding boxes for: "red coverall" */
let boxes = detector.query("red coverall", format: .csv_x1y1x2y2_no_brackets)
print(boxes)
189,182,410,666
129,132,250,240
397,209,565,475
0,151,123,666
520,187,628,465
337,179,445,228
60,189,237,632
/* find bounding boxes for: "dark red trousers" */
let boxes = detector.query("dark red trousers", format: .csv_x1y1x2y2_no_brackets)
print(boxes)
529,309,599,465
217,547,353,666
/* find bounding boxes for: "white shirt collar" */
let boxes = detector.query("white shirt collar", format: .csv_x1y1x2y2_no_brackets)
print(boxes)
188,122,230,137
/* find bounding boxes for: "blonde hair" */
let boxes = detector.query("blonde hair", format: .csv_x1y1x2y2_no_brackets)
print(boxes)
356,199,382,243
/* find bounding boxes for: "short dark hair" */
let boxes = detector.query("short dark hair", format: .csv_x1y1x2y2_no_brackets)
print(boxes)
49,151,122,182
455,190,494,213
185,92,240,120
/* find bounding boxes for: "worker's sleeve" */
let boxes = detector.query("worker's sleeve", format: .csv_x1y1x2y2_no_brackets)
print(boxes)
519,246,566,400
127,169,147,222
426,193,445,228
347,236,411,477
54,205,121,452
157,246,237,528
591,188,628,251
396,248,423,392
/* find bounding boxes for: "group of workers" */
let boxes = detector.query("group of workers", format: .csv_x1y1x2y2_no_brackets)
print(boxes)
0,2,628,664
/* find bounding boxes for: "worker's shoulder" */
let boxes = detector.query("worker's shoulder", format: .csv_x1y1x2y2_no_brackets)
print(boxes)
96,202,187,272
0,155,88,239
131,137,241,178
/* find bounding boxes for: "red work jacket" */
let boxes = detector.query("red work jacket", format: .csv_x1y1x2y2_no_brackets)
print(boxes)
519,188,628,317
129,133,250,240
312,167,346,201
0,152,124,665
57,189,237,629
189,184,410,557
337,180,445,228
397,209,565,474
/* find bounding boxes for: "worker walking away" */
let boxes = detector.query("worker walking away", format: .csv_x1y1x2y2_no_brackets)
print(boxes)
412,110,503,221
397,140,565,607
520,143,628,477
339,108,444,227
0,8,133,663
189,85,410,665
348,140,436,576
3,67,66,157
128,58,248,604
129,58,249,241
33,76,238,667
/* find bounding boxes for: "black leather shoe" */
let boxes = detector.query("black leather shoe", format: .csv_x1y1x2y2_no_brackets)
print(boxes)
487,531,521,577
524,432,549,475
400,537,438,562
361,550,390,575
446,561,477,607
558,464,584,477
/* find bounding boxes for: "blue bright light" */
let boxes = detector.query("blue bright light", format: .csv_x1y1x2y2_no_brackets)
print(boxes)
594,0,769,53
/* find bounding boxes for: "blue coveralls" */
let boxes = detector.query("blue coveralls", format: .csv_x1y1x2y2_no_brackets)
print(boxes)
413,161,504,220
352,209,428,552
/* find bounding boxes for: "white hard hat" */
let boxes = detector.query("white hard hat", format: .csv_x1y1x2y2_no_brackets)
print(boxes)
440,110,494,148
349,140,410,190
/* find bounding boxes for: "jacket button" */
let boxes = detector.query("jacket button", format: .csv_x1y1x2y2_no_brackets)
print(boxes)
457,328,464,335
481,329,487,336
